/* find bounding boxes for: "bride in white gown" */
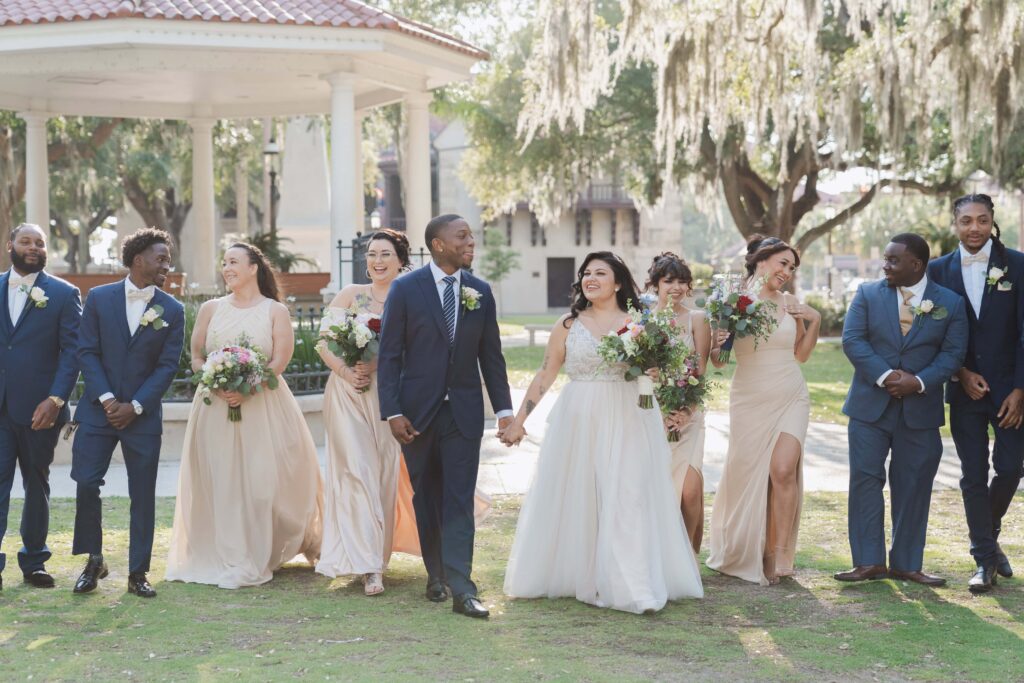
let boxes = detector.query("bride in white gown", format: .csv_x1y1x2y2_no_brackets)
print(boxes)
500,251,703,614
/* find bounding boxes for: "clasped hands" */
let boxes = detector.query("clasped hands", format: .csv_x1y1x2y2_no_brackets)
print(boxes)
497,416,526,447
101,397,138,430
958,368,1024,429
882,370,922,400
339,361,373,391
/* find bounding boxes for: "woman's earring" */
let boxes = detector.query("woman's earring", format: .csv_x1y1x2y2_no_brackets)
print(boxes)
366,269,372,279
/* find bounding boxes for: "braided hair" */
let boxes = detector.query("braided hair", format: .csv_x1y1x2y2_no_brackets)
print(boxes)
953,193,1007,264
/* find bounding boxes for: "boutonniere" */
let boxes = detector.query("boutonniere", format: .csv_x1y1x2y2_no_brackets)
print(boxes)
19,284,48,308
139,304,167,330
987,266,1012,291
910,299,948,320
461,286,481,311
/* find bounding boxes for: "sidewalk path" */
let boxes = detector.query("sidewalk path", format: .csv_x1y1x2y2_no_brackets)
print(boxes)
15,388,962,499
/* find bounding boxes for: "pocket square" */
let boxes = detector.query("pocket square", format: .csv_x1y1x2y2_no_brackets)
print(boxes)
998,281,1013,292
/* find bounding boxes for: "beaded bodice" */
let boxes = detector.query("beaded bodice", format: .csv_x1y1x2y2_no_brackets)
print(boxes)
564,320,627,382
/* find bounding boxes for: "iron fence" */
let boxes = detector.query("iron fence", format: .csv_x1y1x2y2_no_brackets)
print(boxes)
337,235,430,289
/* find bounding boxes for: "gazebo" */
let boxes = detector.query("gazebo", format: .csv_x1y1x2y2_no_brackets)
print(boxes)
0,0,487,291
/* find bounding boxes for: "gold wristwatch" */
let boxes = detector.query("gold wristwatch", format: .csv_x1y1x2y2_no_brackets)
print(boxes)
48,396,65,408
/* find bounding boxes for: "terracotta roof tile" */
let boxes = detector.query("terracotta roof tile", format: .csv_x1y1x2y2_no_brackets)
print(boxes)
0,1,486,59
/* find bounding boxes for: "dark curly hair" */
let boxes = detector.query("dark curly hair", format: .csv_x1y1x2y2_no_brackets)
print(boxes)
121,228,173,269
645,252,692,291
744,234,800,277
225,242,281,302
563,251,641,328
367,228,411,269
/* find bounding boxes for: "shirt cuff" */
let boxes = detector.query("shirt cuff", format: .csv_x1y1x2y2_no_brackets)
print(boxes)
99,392,115,404
916,376,926,394
132,400,143,414
495,409,514,419
876,370,894,387
387,414,403,421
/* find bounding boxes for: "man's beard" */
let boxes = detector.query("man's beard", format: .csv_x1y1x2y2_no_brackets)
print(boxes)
10,248,46,274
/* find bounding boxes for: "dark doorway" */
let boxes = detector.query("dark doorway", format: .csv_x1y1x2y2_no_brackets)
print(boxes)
546,257,576,309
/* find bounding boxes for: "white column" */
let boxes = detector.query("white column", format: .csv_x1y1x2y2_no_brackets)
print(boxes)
190,118,217,291
18,112,50,240
353,112,366,238
325,73,357,293
404,92,432,261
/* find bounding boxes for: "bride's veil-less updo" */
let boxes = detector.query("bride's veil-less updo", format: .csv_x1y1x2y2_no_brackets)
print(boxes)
563,251,642,328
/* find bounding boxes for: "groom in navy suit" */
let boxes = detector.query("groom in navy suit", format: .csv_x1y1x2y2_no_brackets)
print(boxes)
71,228,185,598
928,194,1024,593
0,224,81,590
838,233,967,586
378,214,513,619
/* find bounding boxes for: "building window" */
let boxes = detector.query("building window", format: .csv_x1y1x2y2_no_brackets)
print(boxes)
631,209,640,246
505,213,513,246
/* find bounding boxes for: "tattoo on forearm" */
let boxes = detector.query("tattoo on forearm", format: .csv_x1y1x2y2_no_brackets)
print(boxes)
525,399,537,415
539,384,548,397
541,355,549,371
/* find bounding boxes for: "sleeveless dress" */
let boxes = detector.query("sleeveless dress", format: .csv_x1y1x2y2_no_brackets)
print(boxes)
503,321,704,613
166,298,323,589
669,310,706,498
706,306,809,585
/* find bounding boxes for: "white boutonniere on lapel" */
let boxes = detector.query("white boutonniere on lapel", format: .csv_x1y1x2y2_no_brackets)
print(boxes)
139,304,167,330
19,284,48,309
987,266,1013,291
461,286,481,311
910,299,948,321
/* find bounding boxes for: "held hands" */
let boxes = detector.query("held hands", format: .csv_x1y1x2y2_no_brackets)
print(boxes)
997,388,1024,430
957,368,990,401
388,416,420,445
102,398,138,430
883,370,922,399
30,398,60,431
498,416,527,447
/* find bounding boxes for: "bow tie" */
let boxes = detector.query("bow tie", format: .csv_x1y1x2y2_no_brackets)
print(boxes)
961,252,988,266
9,273,36,288
126,287,155,303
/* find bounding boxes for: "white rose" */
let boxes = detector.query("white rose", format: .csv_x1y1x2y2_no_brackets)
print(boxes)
29,286,46,302
919,300,934,313
989,267,1005,280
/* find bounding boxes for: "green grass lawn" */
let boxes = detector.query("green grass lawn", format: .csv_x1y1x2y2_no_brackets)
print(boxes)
498,315,560,337
1,494,1021,680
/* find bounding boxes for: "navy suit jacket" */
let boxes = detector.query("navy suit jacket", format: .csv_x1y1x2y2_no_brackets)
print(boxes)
927,246,1024,407
377,265,513,439
73,282,185,436
842,278,968,430
0,270,81,425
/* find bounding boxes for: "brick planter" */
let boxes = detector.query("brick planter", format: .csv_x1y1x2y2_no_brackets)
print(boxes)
62,272,188,299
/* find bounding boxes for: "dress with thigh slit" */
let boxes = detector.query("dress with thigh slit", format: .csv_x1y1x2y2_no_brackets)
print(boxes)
706,307,809,585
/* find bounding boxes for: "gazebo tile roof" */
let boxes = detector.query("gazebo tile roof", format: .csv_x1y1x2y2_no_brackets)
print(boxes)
0,1,486,58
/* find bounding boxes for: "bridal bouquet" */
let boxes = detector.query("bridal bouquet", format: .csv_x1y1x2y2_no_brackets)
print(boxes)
193,338,279,422
596,304,684,409
655,352,712,442
696,273,777,363
317,307,382,392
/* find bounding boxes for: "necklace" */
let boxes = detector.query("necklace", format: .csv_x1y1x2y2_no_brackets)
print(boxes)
368,286,387,305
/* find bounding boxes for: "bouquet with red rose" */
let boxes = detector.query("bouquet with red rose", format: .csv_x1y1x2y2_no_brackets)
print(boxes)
696,274,778,363
596,304,685,409
317,306,382,392
655,351,712,442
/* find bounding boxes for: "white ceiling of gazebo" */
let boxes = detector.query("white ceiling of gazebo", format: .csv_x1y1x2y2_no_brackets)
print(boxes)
0,1,486,118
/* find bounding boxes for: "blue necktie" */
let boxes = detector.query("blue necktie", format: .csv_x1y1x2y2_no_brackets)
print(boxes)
442,276,457,344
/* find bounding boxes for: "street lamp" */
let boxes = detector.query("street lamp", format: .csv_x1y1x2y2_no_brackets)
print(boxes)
264,134,280,239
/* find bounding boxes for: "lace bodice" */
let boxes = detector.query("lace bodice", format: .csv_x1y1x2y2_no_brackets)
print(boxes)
206,298,275,356
564,320,627,382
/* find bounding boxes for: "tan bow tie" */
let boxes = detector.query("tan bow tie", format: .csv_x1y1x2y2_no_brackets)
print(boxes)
961,252,988,266
127,287,155,303
9,273,36,288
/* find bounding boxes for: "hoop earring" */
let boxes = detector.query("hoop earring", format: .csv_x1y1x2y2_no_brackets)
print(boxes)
366,269,372,279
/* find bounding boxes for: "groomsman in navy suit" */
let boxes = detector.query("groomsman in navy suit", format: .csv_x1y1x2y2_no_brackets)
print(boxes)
928,194,1024,593
71,228,184,598
838,233,968,586
0,224,81,590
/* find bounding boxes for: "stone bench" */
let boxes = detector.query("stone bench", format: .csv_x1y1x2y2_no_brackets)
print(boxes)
524,324,548,347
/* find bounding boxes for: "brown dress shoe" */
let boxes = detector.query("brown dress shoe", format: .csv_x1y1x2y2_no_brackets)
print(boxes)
890,569,946,587
834,565,889,582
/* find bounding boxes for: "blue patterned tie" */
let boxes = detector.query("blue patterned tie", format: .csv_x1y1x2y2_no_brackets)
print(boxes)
442,275,457,345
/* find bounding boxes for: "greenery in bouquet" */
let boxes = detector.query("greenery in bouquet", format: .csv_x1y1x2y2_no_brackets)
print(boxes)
192,336,279,422
596,304,687,409
316,305,382,392
696,274,778,363
655,352,712,442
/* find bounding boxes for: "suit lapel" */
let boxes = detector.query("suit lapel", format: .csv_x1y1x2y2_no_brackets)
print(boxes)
0,272,10,337
902,280,938,348
113,283,132,346
415,266,450,342
882,283,903,346
946,252,977,324
11,271,47,335
977,251,1000,323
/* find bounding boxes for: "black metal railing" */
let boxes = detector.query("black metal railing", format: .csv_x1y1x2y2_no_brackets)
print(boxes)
337,236,429,289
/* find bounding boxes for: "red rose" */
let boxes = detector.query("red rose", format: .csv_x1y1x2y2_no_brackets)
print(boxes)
367,318,382,334
737,295,754,313
616,325,629,335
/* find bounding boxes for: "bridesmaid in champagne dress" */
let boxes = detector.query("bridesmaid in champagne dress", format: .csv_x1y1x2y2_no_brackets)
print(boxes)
706,236,820,585
647,253,720,552
502,252,703,614
166,243,323,589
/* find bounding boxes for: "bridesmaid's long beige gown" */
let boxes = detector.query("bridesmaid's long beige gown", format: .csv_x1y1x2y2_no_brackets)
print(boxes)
670,311,706,500
706,308,809,586
166,298,323,589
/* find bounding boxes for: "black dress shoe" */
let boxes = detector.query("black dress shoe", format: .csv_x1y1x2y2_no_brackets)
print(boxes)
426,579,451,603
73,555,109,594
995,547,1013,578
968,565,997,594
453,594,489,619
23,569,55,588
127,572,157,598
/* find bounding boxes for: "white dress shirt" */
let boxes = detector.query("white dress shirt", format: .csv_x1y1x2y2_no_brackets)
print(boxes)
876,274,929,393
959,238,992,318
388,262,513,421
98,278,153,413
7,268,37,325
